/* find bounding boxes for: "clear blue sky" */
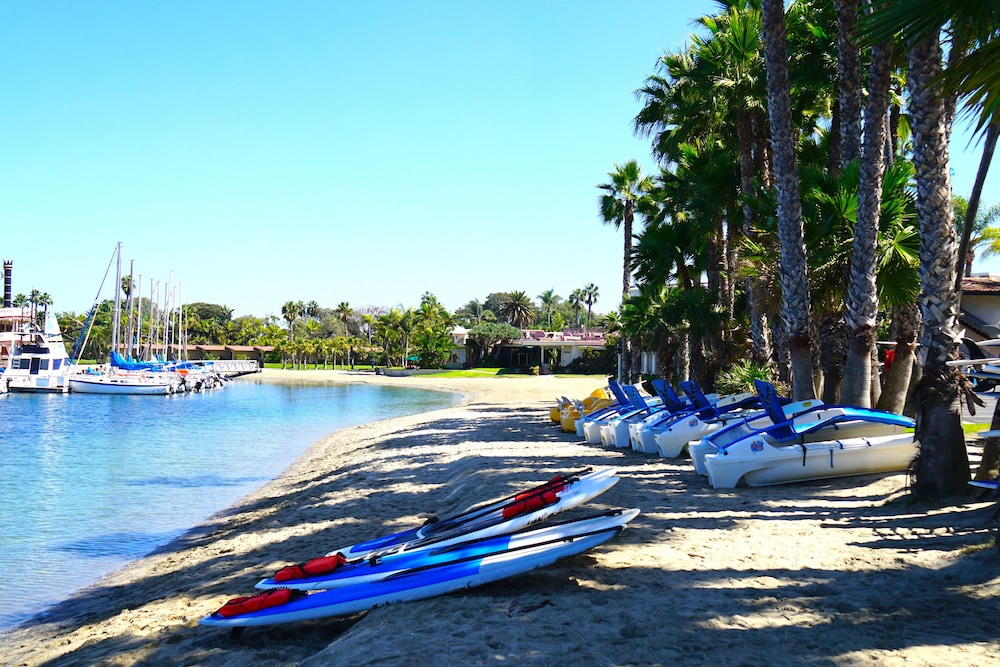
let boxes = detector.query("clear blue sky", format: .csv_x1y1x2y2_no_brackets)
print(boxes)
1,2,996,319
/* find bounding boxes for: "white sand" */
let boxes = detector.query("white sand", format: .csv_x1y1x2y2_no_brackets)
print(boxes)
1,369,998,666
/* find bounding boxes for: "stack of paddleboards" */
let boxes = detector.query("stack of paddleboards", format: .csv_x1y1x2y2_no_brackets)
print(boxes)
200,467,637,628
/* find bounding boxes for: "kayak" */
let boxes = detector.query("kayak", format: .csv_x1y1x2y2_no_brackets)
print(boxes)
201,508,638,627
323,467,619,560
256,508,641,590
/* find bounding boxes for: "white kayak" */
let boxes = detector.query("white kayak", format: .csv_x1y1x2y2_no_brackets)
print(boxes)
323,467,619,560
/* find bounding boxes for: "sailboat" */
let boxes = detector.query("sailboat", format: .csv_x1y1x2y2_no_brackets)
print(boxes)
67,243,195,395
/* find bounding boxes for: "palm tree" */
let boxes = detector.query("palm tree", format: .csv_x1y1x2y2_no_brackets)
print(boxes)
860,0,1000,495
361,313,376,344
498,291,535,329
906,29,968,496
583,283,599,327
36,292,53,327
963,202,1000,275
568,289,585,327
335,302,352,336
841,27,894,407
761,0,815,401
834,0,862,169
537,289,561,329
598,160,654,299
599,161,653,382
280,300,300,341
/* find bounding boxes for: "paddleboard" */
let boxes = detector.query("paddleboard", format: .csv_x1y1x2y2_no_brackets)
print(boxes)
256,508,640,590
969,480,999,490
323,467,619,560
201,509,637,628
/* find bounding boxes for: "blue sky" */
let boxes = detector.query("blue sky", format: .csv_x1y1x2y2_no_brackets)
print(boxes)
1,1,996,319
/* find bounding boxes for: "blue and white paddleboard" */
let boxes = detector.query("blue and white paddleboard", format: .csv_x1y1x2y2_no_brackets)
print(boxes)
323,467,619,560
256,508,640,591
201,508,638,628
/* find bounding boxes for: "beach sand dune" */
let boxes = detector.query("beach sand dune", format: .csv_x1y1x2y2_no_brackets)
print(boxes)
1,370,998,666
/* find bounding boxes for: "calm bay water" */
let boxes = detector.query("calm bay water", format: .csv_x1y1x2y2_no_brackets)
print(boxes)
0,378,458,630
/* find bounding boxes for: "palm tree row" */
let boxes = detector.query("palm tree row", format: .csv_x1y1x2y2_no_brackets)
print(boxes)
597,0,1000,496
457,286,604,331
12,289,53,327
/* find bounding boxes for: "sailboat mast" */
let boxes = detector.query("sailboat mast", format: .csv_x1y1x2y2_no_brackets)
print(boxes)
111,242,122,355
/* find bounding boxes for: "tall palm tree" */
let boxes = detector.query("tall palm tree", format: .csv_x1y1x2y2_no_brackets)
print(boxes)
498,291,535,329
36,292,53,327
598,160,653,382
841,28,894,407
280,300,300,341
861,0,1000,495
761,0,815,401
583,283,599,326
598,160,654,300
335,301,352,336
568,289,585,327
536,289,561,329
834,0,862,169
906,30,968,496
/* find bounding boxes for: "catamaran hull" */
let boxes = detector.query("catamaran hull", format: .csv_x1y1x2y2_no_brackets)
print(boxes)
704,433,917,488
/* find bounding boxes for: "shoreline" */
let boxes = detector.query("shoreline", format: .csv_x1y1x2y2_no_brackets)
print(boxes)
1,370,998,666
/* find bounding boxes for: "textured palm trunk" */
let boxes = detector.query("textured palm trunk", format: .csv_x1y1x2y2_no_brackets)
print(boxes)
835,0,861,166
761,0,815,401
842,39,892,407
873,306,919,416
819,313,846,404
737,108,772,366
907,33,970,497
620,202,634,383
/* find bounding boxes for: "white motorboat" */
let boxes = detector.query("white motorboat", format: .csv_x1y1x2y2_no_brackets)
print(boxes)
1,311,73,393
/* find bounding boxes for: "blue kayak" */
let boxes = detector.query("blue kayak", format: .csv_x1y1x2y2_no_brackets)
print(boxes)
256,508,640,590
201,508,638,628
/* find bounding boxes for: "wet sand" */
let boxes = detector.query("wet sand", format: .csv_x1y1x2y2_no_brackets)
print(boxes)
1,369,998,666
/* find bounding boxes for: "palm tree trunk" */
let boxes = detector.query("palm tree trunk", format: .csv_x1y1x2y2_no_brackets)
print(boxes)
820,312,846,404
761,0,815,401
907,32,970,496
842,38,892,407
876,303,920,416
737,108,772,365
835,0,862,167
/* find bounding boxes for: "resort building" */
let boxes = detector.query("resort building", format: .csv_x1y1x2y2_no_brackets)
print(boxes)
446,326,607,371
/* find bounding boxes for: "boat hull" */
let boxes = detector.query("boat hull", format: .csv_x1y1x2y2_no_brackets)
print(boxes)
68,376,180,395
704,433,917,488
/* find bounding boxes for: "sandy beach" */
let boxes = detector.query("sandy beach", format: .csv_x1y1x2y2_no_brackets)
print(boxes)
1,369,998,666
